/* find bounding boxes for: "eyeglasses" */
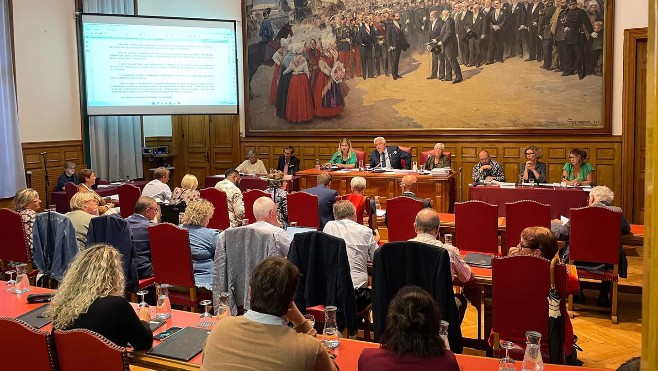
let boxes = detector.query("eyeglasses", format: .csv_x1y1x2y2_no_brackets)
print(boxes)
525,152,535,156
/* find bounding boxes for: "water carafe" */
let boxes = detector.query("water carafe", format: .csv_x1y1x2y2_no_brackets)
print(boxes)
155,284,172,320
216,292,232,319
521,331,544,371
322,306,340,349
13,263,30,294
439,320,451,351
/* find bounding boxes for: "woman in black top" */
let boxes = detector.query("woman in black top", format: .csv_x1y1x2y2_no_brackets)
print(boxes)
45,243,153,350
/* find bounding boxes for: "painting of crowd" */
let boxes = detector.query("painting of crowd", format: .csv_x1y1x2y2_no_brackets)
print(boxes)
246,0,605,124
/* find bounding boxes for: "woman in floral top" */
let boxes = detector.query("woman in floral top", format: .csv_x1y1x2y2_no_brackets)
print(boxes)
171,174,201,206
265,171,288,225
13,188,41,251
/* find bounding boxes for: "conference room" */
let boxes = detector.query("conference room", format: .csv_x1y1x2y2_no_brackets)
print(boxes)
0,0,656,370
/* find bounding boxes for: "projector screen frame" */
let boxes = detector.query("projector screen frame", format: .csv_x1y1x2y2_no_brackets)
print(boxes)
77,13,240,116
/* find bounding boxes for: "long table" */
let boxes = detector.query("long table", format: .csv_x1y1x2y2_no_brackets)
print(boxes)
205,174,300,192
469,185,590,219
296,169,456,213
50,180,148,213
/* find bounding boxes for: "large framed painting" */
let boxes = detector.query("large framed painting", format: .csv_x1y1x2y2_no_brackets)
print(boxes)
243,0,612,136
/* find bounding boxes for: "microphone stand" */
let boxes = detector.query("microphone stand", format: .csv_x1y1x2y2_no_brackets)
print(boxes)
41,153,51,206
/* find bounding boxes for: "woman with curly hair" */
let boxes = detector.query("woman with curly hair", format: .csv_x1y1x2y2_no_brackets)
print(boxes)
265,170,289,225
181,199,219,290
358,286,459,370
45,244,152,350
562,148,594,186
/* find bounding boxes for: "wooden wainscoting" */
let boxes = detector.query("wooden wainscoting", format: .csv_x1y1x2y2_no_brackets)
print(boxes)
22,140,85,208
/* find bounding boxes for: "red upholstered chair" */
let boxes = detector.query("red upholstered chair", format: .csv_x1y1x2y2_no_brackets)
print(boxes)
398,146,412,169
64,182,78,212
335,194,348,202
568,206,622,323
117,183,141,218
287,192,320,229
491,255,569,361
238,177,268,192
243,189,270,224
200,188,230,230
0,317,56,370
54,329,129,371
354,149,366,166
0,209,36,275
364,196,378,232
421,150,452,168
454,200,499,254
130,277,156,303
386,196,424,242
505,200,551,254
148,223,211,312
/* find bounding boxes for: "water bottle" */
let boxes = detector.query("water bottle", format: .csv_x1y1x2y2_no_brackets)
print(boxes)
439,320,451,351
444,234,456,251
13,263,30,294
155,284,172,320
315,159,321,170
560,176,567,188
322,306,340,349
521,331,544,371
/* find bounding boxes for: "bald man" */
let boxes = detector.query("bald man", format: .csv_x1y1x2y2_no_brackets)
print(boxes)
385,174,431,226
250,196,292,257
472,150,506,182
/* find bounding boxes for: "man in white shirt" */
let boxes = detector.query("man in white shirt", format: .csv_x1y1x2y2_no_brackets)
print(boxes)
214,168,245,227
236,149,268,175
141,167,172,203
323,200,378,311
249,196,292,257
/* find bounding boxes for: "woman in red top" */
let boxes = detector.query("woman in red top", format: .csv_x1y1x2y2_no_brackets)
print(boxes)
358,286,460,371
346,176,366,225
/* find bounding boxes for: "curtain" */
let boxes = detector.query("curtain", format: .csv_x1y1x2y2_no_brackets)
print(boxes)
0,0,26,198
83,0,143,181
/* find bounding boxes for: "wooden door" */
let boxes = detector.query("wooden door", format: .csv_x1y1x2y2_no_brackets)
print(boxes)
633,39,647,223
209,115,241,175
180,115,211,186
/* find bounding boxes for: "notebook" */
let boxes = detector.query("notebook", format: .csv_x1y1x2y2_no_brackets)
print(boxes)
16,304,51,329
146,327,209,361
463,252,494,268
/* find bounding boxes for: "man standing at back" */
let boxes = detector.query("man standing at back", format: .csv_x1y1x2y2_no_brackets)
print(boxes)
126,196,158,279
304,172,338,230
214,168,245,227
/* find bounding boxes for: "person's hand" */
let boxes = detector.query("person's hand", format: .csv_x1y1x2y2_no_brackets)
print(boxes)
324,162,332,168
485,176,494,181
480,164,492,171
481,34,486,39
572,179,580,186
564,27,571,32
107,202,115,209
591,32,598,38
508,246,521,256
431,38,438,43
137,306,151,322
525,161,534,170
286,301,306,326
438,41,443,46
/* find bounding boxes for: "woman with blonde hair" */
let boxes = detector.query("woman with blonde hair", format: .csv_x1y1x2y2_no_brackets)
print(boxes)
13,188,41,250
181,199,219,290
65,192,99,249
327,138,357,169
171,174,201,205
45,243,153,350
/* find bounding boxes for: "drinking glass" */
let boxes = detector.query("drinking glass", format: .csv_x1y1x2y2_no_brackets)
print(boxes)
5,270,16,292
48,204,57,212
444,233,453,247
155,284,172,320
242,218,250,225
499,340,516,371
412,161,418,172
216,292,232,320
304,314,316,330
439,320,451,350
13,263,29,294
178,212,185,225
322,306,340,349
198,300,216,328
137,290,149,310
358,160,364,170
518,174,524,186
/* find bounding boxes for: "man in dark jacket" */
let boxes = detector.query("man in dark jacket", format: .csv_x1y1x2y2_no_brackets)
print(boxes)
303,172,338,230
126,196,157,279
276,145,301,175
562,0,594,79
437,8,463,83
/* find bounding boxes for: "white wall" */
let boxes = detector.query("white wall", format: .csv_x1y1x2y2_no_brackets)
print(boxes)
13,0,81,142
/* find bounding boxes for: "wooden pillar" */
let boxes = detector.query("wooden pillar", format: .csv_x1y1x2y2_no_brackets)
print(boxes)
642,1,658,369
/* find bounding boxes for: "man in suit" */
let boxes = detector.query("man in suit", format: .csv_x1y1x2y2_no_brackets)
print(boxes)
358,15,376,79
276,145,301,175
539,0,557,69
480,0,493,63
562,0,594,79
400,174,431,208
507,0,527,59
369,136,412,170
303,172,338,230
437,8,463,83
386,12,408,80
456,2,471,66
125,196,157,279
426,10,443,79
487,0,507,64
526,0,545,61
465,3,486,67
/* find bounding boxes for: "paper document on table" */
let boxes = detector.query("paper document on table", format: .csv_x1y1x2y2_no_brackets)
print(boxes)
97,184,112,189
560,215,570,224
497,182,517,188
376,209,386,217
108,194,119,201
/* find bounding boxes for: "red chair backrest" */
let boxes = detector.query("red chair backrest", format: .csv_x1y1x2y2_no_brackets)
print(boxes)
199,188,230,230
421,150,452,167
354,149,366,166
569,206,621,265
64,183,78,212
0,317,56,370
335,194,348,202
387,196,424,242
148,223,196,287
244,189,270,224
505,200,551,250
117,184,141,218
54,329,129,371
238,177,269,192
492,256,567,358
287,192,320,229
0,208,31,262
454,200,499,254
398,146,412,168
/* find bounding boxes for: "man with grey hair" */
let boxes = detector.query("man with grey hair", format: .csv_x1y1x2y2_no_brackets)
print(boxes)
368,136,412,169
249,196,291,257
236,149,267,175
303,172,338,230
126,196,158,278
323,200,378,311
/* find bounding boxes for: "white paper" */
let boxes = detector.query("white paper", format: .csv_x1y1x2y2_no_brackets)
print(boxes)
376,209,386,217
560,215,570,224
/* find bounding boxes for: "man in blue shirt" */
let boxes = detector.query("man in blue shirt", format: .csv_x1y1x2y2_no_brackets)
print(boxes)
259,9,274,42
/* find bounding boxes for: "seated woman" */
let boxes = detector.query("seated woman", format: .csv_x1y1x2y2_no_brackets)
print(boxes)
45,243,153,350
13,188,41,251
358,286,459,371
520,145,547,183
236,149,268,175
562,148,593,186
423,142,450,170
65,192,99,250
77,169,114,214
265,170,288,225
508,226,558,260
346,176,366,225
171,174,200,205
180,199,218,290
326,138,357,169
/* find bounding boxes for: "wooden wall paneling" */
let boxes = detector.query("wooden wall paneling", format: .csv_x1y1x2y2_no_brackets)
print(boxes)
209,115,240,176
0,198,14,209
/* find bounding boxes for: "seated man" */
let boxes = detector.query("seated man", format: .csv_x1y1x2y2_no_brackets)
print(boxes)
214,168,245,227
236,149,268,175
141,167,172,203
250,196,292,257
126,196,158,279
472,150,506,182
384,174,430,226
304,172,338,230
368,136,412,170
201,257,337,371
276,145,301,175
323,201,378,312
56,162,79,191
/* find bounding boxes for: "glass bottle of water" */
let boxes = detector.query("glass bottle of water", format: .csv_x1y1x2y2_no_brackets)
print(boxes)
13,263,30,294
439,320,451,351
216,292,232,319
521,331,544,371
560,176,567,188
322,306,340,349
155,283,172,320
444,234,456,251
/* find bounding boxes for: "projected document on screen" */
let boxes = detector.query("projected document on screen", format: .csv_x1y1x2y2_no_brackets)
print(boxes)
81,14,238,115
